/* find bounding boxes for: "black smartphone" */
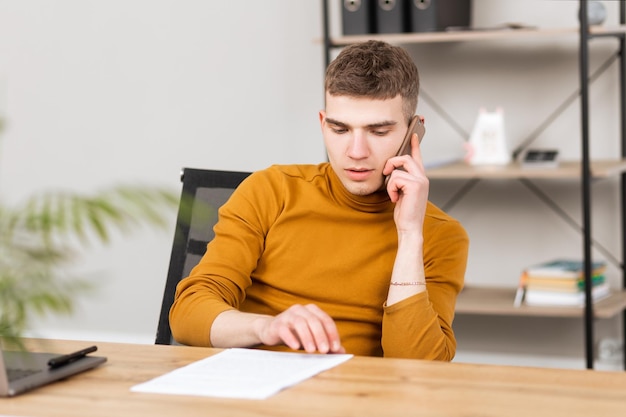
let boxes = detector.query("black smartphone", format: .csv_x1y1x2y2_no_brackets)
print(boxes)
384,115,426,186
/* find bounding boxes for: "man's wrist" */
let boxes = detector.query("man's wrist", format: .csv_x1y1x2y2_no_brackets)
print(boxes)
390,281,426,286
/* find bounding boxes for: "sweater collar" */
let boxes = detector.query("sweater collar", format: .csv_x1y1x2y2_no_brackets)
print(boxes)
323,163,395,214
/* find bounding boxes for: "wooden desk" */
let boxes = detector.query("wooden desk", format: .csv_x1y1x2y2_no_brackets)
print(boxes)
2,339,626,417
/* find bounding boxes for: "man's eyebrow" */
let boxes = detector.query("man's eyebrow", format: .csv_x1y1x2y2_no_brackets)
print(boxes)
325,118,397,129
367,120,397,129
325,118,348,128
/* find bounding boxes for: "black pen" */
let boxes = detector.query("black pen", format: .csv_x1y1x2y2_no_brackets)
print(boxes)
48,345,98,369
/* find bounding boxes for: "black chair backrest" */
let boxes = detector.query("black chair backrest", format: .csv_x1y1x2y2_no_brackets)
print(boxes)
155,168,251,345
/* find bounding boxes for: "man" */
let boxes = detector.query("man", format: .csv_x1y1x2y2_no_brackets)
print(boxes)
170,40,468,360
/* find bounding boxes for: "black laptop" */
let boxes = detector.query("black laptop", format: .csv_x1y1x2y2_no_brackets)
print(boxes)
0,345,107,397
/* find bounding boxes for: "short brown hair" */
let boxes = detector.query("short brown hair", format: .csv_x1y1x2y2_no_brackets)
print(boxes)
324,40,419,122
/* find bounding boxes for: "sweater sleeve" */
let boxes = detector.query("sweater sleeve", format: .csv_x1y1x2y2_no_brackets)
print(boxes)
169,170,281,346
381,215,469,360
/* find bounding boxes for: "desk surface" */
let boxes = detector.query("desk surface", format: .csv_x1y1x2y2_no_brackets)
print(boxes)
2,339,626,417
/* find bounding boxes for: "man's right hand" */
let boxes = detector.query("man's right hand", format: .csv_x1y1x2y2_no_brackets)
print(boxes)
211,304,345,354
255,304,344,354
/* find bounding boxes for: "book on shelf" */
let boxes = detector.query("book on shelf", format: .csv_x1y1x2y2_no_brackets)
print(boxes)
524,274,606,292
524,258,606,279
513,258,609,307
524,282,611,307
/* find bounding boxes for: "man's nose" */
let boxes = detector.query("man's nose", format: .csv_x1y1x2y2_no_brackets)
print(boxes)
347,131,370,159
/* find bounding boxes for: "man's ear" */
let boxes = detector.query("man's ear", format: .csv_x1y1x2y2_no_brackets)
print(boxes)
319,110,326,127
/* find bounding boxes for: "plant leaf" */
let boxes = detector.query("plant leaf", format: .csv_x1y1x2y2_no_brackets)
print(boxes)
0,183,178,345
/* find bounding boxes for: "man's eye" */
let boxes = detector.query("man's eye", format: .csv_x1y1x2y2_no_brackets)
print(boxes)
331,127,348,134
372,130,390,136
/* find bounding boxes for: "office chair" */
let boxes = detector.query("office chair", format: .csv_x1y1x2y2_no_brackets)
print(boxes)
155,168,251,345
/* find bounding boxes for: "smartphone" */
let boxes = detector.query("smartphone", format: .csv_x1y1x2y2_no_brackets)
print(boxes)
395,115,425,157
384,115,426,186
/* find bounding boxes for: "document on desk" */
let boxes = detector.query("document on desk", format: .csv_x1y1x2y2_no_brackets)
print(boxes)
130,348,353,400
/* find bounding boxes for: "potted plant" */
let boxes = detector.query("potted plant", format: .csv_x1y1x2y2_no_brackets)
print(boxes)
0,116,178,348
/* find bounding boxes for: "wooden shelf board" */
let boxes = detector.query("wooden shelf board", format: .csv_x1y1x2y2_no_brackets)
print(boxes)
456,286,626,319
426,159,626,180
329,25,626,46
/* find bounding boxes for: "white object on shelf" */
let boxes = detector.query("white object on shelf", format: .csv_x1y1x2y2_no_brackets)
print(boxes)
467,107,511,166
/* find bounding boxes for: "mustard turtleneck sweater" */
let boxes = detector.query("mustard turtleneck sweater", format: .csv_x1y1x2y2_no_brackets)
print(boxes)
170,163,468,360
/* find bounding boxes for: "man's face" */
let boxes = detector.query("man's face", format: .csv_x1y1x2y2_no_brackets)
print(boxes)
319,94,409,196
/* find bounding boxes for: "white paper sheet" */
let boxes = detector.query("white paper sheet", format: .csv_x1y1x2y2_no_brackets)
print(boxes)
130,348,353,400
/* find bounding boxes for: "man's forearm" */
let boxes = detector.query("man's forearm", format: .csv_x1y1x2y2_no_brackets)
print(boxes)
210,309,271,348
387,230,426,306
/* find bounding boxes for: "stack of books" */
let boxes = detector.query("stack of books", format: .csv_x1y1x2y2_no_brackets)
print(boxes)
514,259,610,307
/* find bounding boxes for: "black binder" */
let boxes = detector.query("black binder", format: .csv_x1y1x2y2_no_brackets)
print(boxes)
375,0,406,34
408,0,437,32
342,0,375,35
408,0,472,33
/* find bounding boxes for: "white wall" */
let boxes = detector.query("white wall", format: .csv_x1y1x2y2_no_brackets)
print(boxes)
0,1,623,369
0,0,325,343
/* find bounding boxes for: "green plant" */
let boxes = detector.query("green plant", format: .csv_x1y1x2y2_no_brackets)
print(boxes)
0,119,178,348
0,184,179,349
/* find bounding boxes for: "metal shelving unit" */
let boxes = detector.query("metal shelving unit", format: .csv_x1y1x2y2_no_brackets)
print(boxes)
321,0,626,369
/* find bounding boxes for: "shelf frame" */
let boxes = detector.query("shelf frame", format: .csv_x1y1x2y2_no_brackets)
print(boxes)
579,0,626,370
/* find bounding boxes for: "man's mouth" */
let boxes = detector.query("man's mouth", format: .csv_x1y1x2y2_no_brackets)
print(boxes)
345,168,373,181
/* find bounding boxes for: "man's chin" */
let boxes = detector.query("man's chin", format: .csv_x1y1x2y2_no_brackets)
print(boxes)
343,180,383,196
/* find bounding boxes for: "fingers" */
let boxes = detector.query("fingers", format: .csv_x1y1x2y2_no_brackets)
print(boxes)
263,304,343,354
305,304,342,353
384,133,428,199
383,134,424,178
410,132,425,170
